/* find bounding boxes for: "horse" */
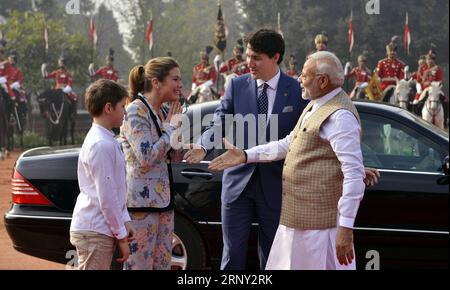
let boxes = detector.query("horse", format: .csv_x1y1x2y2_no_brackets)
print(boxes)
351,82,369,100
390,79,416,111
0,84,10,159
0,83,17,154
382,84,396,104
188,80,220,104
37,89,76,146
7,89,29,149
417,82,445,129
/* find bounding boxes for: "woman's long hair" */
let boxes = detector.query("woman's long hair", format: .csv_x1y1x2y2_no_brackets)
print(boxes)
128,57,179,103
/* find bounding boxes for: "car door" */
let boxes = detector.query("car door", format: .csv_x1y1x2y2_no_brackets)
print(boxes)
171,102,223,222
355,111,449,269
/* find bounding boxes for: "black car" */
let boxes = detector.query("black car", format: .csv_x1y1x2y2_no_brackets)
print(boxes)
4,100,449,269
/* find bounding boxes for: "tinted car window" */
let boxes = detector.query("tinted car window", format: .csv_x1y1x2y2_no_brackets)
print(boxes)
360,113,443,172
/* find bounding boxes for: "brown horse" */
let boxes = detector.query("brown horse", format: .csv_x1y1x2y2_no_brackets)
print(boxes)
6,89,28,149
37,89,76,146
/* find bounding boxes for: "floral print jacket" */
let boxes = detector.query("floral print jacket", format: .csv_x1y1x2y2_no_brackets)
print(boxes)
120,98,183,209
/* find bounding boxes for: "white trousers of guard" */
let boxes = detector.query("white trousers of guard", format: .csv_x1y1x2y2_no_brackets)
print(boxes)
265,225,356,270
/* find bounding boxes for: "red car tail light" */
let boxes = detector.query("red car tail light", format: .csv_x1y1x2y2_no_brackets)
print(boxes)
11,170,52,205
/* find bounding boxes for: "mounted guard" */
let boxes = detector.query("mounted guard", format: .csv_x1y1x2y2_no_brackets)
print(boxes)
376,36,405,103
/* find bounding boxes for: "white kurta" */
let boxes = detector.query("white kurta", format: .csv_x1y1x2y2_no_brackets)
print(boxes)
266,225,355,270
246,88,365,270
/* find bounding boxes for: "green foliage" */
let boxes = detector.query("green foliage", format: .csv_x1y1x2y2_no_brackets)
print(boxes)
112,0,245,88
0,11,91,93
65,3,133,82
15,131,48,149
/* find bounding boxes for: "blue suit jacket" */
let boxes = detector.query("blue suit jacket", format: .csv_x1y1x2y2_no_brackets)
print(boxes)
201,72,308,210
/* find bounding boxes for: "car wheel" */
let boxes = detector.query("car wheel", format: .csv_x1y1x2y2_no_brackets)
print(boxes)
172,213,208,270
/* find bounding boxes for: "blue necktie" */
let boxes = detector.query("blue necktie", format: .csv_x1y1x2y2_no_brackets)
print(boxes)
257,83,269,115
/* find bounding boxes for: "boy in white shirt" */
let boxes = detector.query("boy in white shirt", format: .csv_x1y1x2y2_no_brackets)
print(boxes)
70,79,135,270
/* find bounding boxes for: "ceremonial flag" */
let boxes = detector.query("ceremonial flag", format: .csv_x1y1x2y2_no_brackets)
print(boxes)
404,12,411,55
146,17,153,52
90,16,97,50
277,12,284,38
214,2,227,53
348,11,354,53
43,20,48,53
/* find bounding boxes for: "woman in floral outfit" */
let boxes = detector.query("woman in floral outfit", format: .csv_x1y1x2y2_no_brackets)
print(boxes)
120,57,183,269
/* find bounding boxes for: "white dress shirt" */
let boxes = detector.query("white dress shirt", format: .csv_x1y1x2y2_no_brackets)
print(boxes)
246,87,365,228
70,123,131,240
256,69,281,121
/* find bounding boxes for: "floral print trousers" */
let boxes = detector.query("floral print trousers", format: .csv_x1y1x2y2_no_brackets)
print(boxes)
123,210,174,270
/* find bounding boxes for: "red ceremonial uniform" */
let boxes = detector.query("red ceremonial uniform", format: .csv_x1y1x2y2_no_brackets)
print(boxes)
219,58,250,76
192,63,217,87
0,60,12,77
46,68,73,89
45,68,77,101
421,65,443,89
347,67,371,83
219,58,239,74
412,64,428,84
8,65,26,102
414,64,443,101
0,60,15,98
347,67,372,98
8,66,24,84
377,58,405,92
232,61,250,76
93,66,119,81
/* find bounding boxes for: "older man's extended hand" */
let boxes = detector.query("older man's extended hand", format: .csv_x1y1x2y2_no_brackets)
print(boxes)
364,167,380,187
208,138,246,171
336,226,354,266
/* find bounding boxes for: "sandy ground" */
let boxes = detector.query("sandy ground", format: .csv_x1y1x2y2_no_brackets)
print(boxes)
0,151,64,270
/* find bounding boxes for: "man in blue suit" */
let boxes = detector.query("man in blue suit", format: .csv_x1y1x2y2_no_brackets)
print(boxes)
184,29,308,269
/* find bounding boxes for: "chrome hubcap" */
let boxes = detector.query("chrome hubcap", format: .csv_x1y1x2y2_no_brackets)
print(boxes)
171,233,187,270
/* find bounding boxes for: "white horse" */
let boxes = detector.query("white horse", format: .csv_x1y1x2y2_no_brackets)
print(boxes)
418,82,445,129
391,79,415,111
189,80,219,104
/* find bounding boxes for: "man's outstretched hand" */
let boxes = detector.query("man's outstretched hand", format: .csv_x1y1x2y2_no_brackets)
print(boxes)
183,143,207,164
364,167,380,187
208,138,246,171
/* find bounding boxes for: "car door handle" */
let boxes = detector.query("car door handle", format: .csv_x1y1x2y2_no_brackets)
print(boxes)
180,170,213,179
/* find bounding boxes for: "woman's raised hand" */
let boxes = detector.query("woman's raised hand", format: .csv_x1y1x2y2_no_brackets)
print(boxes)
161,101,183,128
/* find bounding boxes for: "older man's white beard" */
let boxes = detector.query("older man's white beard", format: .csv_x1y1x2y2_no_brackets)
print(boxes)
302,90,311,100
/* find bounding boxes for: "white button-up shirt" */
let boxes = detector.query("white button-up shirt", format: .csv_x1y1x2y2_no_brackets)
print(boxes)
256,69,281,121
70,123,130,240
246,88,365,228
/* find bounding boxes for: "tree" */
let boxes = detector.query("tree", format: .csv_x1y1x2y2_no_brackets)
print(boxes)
0,11,91,94
0,0,33,14
110,0,245,87
238,0,449,93
65,2,133,82
95,4,133,82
